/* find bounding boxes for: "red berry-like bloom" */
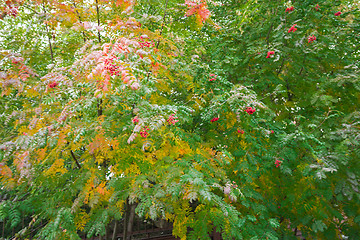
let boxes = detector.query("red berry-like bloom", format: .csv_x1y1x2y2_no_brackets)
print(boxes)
288,24,297,33
285,6,294,12
245,107,256,115
210,117,219,123
315,4,320,11
237,129,244,134
132,116,139,124
266,51,275,58
209,73,217,81
308,35,316,43
140,126,150,138
271,130,274,134
334,11,341,16
275,159,282,168
48,82,58,88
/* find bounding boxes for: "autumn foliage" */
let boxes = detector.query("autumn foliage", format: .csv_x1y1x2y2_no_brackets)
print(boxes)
0,0,360,240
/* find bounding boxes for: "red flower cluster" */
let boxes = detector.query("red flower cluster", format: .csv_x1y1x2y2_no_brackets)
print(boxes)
266,51,275,58
132,116,139,124
275,159,282,168
140,126,150,138
103,56,121,76
285,6,294,13
210,117,219,123
209,73,217,81
167,113,179,125
308,35,316,43
138,35,154,49
48,82,58,88
245,107,256,115
288,24,297,33
334,11,341,16
237,129,244,134
315,4,320,11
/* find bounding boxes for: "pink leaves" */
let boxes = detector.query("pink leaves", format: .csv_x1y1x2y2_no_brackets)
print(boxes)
167,113,179,125
210,117,219,123
184,0,211,24
285,6,294,13
308,35,316,43
266,51,275,58
288,24,297,33
245,107,256,115
130,82,140,90
335,11,342,16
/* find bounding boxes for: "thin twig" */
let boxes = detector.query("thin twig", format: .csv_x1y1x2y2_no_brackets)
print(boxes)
73,1,87,43
145,0,170,82
70,150,81,169
95,0,101,43
42,3,54,62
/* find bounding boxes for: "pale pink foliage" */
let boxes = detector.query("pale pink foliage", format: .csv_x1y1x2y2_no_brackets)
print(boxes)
185,0,211,24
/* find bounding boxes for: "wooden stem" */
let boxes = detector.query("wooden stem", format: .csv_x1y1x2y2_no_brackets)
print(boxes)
95,0,101,43
70,150,81,169
43,4,54,62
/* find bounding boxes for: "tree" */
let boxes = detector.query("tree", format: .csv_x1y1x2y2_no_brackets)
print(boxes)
0,0,359,239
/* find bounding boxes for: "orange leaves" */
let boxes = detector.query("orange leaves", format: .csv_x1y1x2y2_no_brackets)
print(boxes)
88,133,109,155
0,163,12,178
185,0,211,25
115,0,135,9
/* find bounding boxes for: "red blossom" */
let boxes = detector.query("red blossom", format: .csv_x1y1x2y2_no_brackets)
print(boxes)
140,126,150,138
237,129,244,134
245,107,256,115
132,116,139,124
275,159,282,168
308,35,316,43
334,11,341,16
271,130,274,134
266,51,275,58
210,117,219,123
209,73,217,81
285,6,294,13
48,82,58,88
288,24,297,33
315,4,320,11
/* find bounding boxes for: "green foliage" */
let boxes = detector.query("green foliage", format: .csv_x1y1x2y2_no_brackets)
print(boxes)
0,0,359,239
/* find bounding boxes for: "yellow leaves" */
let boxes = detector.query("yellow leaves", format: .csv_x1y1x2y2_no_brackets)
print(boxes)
44,158,67,176
74,210,90,231
172,200,192,240
124,163,141,176
225,112,237,129
25,88,40,97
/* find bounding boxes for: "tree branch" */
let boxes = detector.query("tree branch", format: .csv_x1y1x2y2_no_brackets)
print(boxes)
42,3,54,62
145,0,169,82
73,1,87,43
95,0,101,43
70,150,81,169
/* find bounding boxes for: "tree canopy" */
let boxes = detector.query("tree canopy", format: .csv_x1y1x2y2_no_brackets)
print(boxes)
0,0,359,239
